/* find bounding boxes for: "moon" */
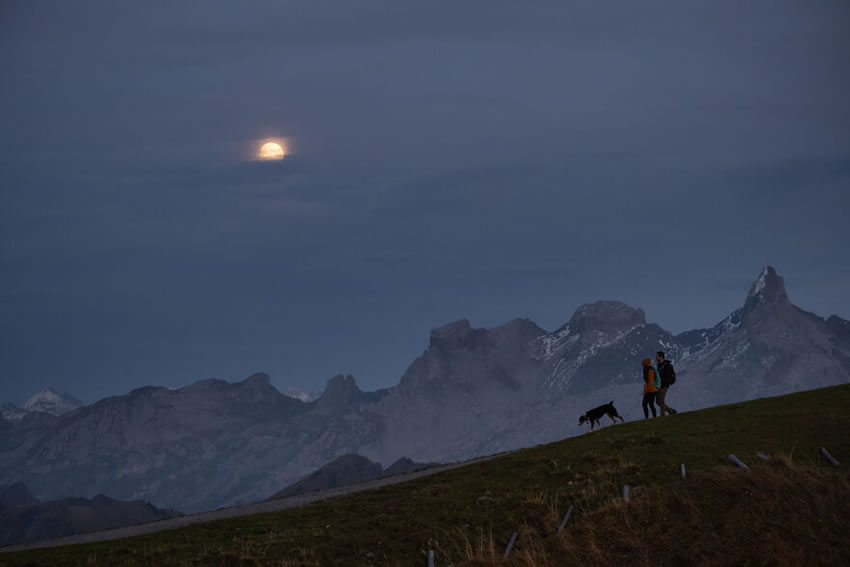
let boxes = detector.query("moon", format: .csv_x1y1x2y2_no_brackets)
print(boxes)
258,141,285,161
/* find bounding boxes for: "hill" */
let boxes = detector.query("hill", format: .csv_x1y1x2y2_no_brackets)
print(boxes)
0,490,181,548
1,384,849,566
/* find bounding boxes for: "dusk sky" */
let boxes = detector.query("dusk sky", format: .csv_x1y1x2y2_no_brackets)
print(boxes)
2,1,849,405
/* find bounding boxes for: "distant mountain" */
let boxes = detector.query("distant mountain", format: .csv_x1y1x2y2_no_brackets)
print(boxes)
269,454,384,499
24,388,83,416
269,454,440,500
1,266,847,515
1,388,83,422
0,483,180,547
383,457,440,477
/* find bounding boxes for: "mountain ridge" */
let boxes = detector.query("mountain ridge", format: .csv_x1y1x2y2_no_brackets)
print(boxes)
1,266,848,513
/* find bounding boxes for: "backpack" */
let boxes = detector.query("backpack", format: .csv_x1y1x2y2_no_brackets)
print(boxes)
665,361,676,385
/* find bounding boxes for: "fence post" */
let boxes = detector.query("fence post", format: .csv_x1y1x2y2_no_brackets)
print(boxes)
821,447,841,467
623,484,631,502
680,463,686,480
428,549,435,567
504,532,518,558
728,454,748,469
557,505,574,534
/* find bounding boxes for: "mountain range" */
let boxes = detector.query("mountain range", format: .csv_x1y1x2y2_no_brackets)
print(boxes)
0,482,180,547
1,266,848,514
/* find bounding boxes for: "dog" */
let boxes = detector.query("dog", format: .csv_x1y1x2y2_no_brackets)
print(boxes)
578,401,625,431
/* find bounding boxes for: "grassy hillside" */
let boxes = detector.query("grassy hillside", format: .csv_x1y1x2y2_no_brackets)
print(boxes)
3,385,850,566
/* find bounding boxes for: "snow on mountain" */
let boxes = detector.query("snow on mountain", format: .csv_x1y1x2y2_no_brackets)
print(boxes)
283,387,316,403
0,403,30,422
1,388,83,422
537,301,656,392
23,388,83,416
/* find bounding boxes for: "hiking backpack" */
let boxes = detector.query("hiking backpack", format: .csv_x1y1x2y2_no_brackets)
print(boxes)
666,362,676,385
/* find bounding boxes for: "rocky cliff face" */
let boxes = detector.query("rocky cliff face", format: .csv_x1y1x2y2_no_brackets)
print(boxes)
1,267,847,515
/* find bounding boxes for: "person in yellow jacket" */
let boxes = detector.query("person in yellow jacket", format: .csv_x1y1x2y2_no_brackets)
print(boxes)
641,357,658,419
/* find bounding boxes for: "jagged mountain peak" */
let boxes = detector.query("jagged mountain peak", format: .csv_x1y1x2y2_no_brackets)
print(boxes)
323,374,361,393
316,374,364,411
23,388,83,416
240,372,273,389
746,266,790,306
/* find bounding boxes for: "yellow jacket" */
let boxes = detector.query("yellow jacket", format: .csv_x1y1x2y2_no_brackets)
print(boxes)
642,358,658,394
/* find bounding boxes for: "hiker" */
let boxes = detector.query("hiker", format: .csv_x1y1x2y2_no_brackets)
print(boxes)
655,351,678,416
641,358,658,418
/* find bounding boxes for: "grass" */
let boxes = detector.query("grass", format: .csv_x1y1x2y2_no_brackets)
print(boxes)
2,384,849,566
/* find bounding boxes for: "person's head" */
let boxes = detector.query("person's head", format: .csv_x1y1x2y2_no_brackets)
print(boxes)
656,351,665,364
642,357,653,367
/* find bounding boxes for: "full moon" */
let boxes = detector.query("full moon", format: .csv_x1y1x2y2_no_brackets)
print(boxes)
258,141,285,160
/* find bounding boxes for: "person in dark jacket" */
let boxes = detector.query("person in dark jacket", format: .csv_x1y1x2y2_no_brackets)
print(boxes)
655,351,678,416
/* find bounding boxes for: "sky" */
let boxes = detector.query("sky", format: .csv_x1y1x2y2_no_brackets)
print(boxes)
2,1,849,405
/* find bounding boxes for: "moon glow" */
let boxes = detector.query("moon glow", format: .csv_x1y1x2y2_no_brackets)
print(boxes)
258,141,285,160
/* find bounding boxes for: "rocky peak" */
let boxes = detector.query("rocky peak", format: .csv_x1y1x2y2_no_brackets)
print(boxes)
316,374,363,411
242,372,272,387
22,388,83,416
232,373,281,402
746,266,790,306
566,301,646,338
742,266,793,324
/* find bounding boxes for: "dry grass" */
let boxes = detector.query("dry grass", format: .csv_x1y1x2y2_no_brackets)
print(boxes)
455,457,850,566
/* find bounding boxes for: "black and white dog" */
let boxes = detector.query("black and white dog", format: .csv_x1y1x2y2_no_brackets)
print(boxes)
578,401,625,431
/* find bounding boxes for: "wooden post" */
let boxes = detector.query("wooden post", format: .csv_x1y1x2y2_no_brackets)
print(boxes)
428,550,435,567
680,463,686,480
504,532,518,558
728,454,748,469
557,505,574,534
821,447,841,467
623,484,631,502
